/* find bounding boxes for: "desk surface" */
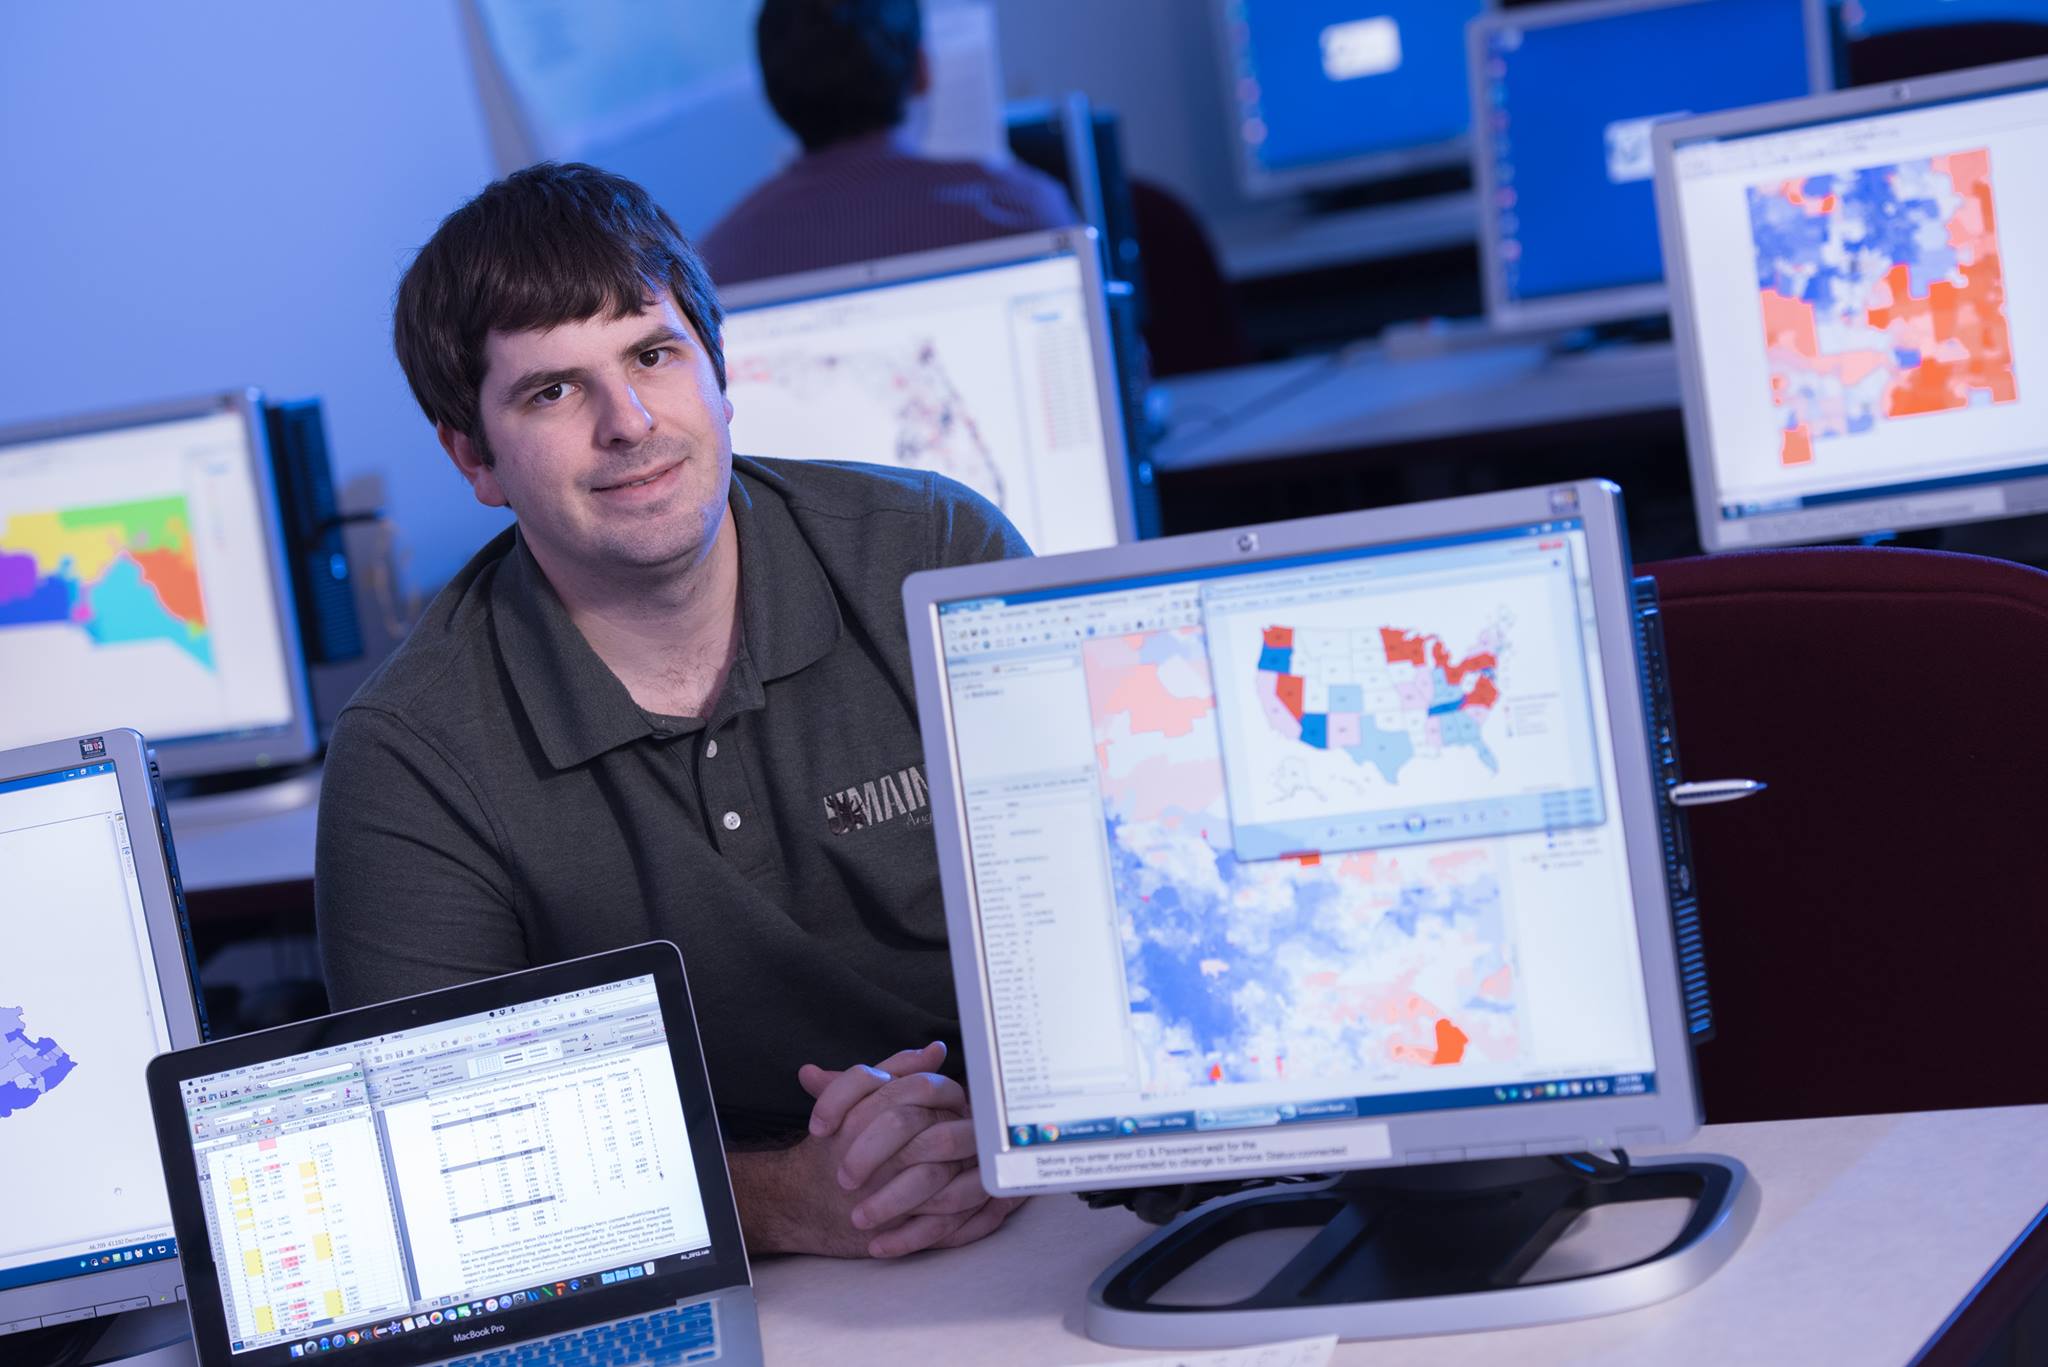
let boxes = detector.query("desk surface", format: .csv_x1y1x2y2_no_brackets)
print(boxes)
1151,339,1682,475
753,1105,2047,1365
1210,194,1479,282
169,771,321,893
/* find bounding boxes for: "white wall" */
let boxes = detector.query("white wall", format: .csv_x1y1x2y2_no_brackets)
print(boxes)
0,1,1240,596
0,1,510,594
990,0,1243,224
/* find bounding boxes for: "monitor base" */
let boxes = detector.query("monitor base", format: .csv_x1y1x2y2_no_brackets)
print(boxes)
1085,1153,1756,1348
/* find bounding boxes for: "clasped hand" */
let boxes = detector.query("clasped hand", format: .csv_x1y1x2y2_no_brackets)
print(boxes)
785,1041,1020,1258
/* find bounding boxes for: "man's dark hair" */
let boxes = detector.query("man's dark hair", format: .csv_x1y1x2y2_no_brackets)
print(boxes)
756,0,922,153
393,162,725,462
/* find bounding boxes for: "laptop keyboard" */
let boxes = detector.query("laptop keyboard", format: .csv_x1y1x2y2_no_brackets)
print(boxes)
445,1302,719,1366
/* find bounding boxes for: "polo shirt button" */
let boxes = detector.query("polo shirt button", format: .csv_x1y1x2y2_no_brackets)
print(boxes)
705,739,718,759
722,811,742,831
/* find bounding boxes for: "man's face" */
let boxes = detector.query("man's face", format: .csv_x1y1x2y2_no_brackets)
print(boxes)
446,291,734,589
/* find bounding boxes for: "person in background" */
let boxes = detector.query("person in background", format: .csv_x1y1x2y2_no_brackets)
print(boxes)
318,162,1028,1260
697,0,1076,284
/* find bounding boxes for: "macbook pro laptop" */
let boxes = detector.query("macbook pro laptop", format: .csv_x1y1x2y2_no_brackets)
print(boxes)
144,943,763,1367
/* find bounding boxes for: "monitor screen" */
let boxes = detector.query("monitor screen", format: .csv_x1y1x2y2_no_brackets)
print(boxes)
927,513,1662,1190
1662,62,2048,546
720,236,1133,556
0,394,316,777
0,760,188,1309
1474,0,1828,328
1217,0,1491,196
1841,0,2048,38
169,975,710,1357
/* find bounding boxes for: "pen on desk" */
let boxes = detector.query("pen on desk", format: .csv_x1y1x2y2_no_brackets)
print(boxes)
1666,779,1767,808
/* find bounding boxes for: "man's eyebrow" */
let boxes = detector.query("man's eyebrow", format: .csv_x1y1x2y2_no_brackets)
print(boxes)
620,324,693,359
496,364,584,406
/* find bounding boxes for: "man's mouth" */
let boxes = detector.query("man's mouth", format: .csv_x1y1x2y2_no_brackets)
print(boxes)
594,461,680,493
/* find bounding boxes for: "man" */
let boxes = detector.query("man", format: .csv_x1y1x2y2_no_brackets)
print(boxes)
317,162,1026,1259
696,0,1076,284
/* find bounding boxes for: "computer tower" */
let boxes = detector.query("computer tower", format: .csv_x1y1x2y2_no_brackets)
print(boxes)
262,398,365,664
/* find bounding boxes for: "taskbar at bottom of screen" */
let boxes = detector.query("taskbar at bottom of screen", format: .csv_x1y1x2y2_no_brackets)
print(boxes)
0,1238,179,1295
1006,1072,1656,1148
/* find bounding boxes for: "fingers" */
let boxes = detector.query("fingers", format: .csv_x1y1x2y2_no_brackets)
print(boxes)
934,1195,1023,1249
805,1063,894,1138
841,1070,967,1142
797,1063,835,1100
804,1041,949,1138
897,1115,979,1168
851,1158,959,1231
837,1087,971,1190
866,1209,971,1259
864,1193,1020,1258
912,1165,994,1218
871,1040,947,1078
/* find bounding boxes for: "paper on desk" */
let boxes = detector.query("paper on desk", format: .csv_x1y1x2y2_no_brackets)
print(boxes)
1063,1333,1337,1367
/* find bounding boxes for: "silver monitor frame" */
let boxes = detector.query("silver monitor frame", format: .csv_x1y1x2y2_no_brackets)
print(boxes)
1211,0,1500,200
1654,55,2048,549
717,226,1140,547
0,389,319,779
903,480,1704,1199
1469,0,1832,333
0,727,206,1337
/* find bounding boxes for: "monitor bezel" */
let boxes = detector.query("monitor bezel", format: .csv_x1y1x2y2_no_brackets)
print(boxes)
717,226,1140,548
0,389,320,779
1469,0,1833,333
903,480,1705,1198
1654,54,2048,550
0,727,206,1335
1210,0,1500,201
143,941,749,1367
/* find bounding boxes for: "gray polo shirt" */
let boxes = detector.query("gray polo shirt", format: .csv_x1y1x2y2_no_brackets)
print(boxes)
315,457,1027,1141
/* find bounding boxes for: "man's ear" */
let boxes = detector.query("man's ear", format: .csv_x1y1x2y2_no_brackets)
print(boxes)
912,47,931,98
439,423,508,509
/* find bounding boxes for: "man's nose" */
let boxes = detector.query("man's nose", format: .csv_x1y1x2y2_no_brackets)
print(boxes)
591,375,655,446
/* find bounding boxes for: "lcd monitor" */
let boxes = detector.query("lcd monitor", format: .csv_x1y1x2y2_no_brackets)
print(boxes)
1657,56,2048,547
1216,0,1495,198
719,228,1138,555
0,391,319,778
0,729,206,1346
903,481,1751,1343
1471,0,1831,331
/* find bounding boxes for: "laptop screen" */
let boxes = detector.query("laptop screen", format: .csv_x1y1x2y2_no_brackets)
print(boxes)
173,975,710,1357
0,759,185,1299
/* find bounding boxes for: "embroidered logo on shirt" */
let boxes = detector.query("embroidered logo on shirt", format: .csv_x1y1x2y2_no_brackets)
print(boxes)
825,764,930,834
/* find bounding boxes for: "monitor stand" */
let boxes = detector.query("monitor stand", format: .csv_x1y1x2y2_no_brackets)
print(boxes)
1085,1153,1756,1348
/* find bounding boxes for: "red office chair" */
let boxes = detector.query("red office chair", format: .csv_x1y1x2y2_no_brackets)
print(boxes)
1130,177,1252,378
1641,545,2048,1123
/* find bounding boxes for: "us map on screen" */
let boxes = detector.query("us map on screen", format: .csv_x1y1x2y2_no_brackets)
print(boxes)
1749,149,2017,469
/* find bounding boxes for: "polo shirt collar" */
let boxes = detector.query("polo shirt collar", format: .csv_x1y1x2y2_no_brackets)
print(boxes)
494,465,842,771
728,463,843,685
